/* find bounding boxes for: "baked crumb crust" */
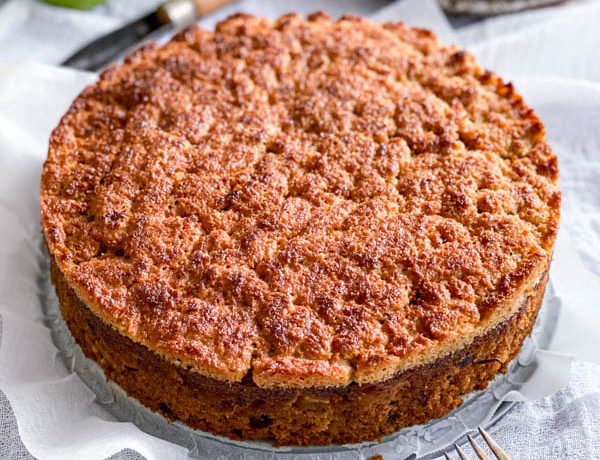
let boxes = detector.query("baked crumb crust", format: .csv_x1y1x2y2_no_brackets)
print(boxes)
41,12,560,388
52,258,548,445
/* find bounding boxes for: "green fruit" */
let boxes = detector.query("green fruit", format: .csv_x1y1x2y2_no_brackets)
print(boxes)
42,0,106,10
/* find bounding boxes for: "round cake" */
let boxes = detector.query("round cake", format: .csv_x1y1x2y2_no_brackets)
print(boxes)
41,12,560,446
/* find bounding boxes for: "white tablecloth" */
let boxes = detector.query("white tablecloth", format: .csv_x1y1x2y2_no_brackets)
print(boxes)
1,1,599,459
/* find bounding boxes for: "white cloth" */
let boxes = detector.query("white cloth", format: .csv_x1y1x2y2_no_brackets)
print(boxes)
0,1,599,459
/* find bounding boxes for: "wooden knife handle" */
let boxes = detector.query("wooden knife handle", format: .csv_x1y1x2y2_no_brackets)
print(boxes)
158,0,234,27
193,0,234,17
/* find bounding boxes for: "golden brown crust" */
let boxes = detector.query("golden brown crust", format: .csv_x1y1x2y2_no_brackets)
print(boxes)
41,13,560,387
52,256,548,445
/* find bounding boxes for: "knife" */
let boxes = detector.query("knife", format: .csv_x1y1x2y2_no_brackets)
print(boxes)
62,0,234,71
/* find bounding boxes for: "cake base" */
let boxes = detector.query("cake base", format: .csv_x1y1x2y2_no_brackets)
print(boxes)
51,260,547,446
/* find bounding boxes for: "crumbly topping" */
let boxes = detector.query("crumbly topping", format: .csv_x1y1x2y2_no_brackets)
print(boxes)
41,12,560,385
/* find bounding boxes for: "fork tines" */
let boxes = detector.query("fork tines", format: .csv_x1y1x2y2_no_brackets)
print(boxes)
444,427,511,460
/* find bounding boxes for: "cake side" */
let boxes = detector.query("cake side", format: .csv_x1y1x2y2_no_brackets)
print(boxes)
51,255,549,445
41,12,560,389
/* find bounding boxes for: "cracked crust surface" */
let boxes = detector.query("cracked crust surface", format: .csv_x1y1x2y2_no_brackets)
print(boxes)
41,12,560,388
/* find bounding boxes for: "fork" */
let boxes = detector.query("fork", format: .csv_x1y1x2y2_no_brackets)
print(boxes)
444,427,511,460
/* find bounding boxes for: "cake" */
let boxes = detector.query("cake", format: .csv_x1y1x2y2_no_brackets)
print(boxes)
41,12,560,446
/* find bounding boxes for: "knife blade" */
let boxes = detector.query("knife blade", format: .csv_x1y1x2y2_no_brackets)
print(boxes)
62,0,234,72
